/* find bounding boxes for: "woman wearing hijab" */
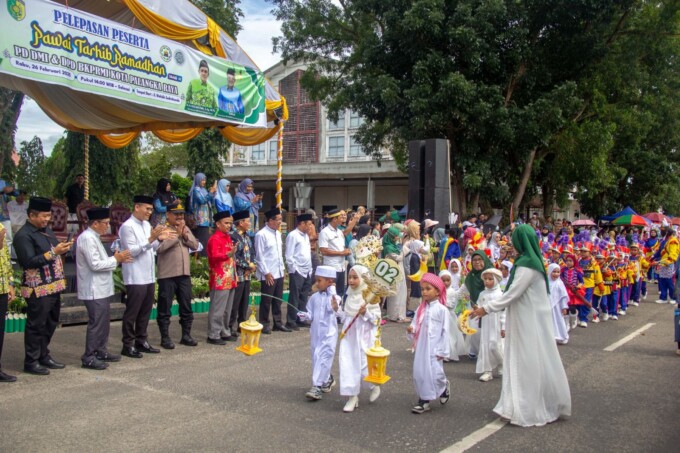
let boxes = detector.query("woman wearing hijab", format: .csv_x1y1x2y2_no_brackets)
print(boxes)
382,226,409,322
233,178,263,234
151,178,177,226
457,250,494,358
214,179,234,215
488,232,502,263
189,173,215,254
471,224,571,427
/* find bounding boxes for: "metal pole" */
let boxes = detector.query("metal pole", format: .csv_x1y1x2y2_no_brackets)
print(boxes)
83,134,89,199
276,123,284,209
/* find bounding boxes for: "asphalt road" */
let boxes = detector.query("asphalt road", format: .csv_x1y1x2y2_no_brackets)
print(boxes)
1,288,678,452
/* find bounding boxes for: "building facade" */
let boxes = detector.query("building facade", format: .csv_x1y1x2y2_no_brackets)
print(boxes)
222,61,408,217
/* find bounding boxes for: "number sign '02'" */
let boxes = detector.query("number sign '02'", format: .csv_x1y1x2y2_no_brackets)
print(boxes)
373,259,402,288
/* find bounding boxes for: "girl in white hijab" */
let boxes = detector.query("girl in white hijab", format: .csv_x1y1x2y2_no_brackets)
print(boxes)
448,259,463,293
439,270,468,362
338,265,382,412
548,263,570,344
500,260,514,290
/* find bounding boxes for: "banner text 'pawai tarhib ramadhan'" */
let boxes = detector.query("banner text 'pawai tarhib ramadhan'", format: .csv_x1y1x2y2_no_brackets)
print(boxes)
0,0,266,126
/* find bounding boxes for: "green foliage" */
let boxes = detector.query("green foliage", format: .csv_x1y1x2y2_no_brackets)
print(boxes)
189,0,243,37
170,174,193,204
60,132,144,205
16,136,45,195
186,128,229,185
272,0,680,217
0,88,23,181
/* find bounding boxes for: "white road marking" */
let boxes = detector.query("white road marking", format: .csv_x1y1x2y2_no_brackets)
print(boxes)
604,323,656,352
441,418,508,453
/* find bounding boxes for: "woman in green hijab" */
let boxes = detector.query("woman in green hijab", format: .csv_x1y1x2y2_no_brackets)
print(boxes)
382,226,410,322
382,226,402,258
464,250,495,304
469,224,571,427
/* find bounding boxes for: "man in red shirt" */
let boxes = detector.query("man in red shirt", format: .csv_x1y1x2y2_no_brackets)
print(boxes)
206,211,237,344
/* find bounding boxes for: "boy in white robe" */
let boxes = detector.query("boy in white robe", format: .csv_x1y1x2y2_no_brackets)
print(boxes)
338,265,382,412
298,266,341,401
476,268,505,382
407,273,451,414
439,270,467,362
548,263,570,344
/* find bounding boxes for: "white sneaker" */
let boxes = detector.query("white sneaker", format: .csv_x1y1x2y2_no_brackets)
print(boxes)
369,385,381,403
578,321,588,328
497,365,503,376
479,372,493,382
630,301,639,307
601,313,609,321
618,309,627,316
343,396,359,413
570,317,578,330
611,315,619,320
655,299,668,304
643,292,648,300
592,316,600,324
557,339,568,345
670,300,677,306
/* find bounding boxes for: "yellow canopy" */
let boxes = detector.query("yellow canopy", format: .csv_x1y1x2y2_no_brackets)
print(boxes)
0,0,287,147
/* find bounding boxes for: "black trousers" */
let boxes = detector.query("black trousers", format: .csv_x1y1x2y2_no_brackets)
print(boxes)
157,275,193,332
24,292,61,366
122,283,154,347
335,271,346,298
193,226,210,256
0,294,7,368
82,297,112,363
258,277,283,328
229,279,251,333
287,271,312,326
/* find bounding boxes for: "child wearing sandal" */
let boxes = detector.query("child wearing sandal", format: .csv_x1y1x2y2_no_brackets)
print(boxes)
407,273,451,414
299,266,341,401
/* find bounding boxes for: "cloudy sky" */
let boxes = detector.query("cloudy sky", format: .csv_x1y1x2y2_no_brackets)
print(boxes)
15,0,282,154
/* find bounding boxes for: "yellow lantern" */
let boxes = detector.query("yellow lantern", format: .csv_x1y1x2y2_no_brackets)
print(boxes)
364,325,391,385
236,303,263,356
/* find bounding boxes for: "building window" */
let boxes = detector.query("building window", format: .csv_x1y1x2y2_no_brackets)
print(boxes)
348,136,364,158
349,110,364,128
328,136,345,159
328,110,345,130
268,141,278,162
251,143,265,161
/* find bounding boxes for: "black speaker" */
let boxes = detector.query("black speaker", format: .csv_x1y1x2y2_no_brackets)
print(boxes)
408,139,451,225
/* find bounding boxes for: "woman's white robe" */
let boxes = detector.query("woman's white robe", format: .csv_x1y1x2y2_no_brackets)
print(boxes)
481,267,571,427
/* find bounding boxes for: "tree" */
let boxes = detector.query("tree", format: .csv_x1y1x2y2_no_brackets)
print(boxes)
0,88,24,180
271,0,680,216
16,136,45,195
189,0,243,37
186,128,229,185
60,132,144,205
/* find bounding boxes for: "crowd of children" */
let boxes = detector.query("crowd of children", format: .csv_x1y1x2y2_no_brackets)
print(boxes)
295,217,678,419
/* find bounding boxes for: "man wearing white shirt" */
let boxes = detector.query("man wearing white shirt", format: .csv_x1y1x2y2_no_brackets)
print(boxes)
254,207,291,334
76,208,132,370
285,213,314,330
7,190,28,234
319,209,352,296
119,195,177,358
